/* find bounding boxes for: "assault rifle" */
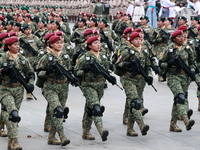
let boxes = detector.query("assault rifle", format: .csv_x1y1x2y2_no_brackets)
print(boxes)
150,56,159,75
100,29,115,52
72,45,85,63
89,59,123,90
159,29,171,40
52,61,84,90
142,29,152,44
188,26,198,38
8,65,37,100
129,57,157,92
74,31,81,37
19,38,39,56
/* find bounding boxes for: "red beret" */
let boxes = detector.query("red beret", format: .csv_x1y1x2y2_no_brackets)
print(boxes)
197,25,200,31
0,33,8,40
25,14,31,18
5,37,18,45
49,35,61,44
93,30,100,35
13,13,18,16
18,13,24,17
84,13,90,17
79,12,85,15
54,31,64,36
50,13,55,17
171,30,183,38
134,28,142,33
8,32,18,37
83,29,94,36
117,11,123,15
0,17,4,21
91,14,97,18
1,16,5,20
87,36,99,45
45,33,54,40
129,32,140,41
177,25,187,31
123,27,134,35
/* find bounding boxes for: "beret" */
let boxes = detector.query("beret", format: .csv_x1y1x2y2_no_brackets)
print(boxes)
0,33,8,40
45,33,54,41
58,6,63,9
38,18,46,24
13,22,21,27
134,28,142,33
140,16,149,21
89,17,97,23
91,14,97,18
93,30,100,35
50,20,60,28
129,32,140,41
25,14,31,18
23,24,31,30
42,5,48,8
157,17,164,22
197,25,200,31
49,35,61,44
8,32,18,37
177,25,187,31
191,16,199,21
123,27,134,35
178,16,187,21
163,17,173,22
7,21,14,25
98,18,109,27
125,13,132,17
87,36,99,45
34,6,40,10
79,12,85,15
54,31,64,36
0,16,4,21
117,11,123,15
78,18,86,23
49,13,55,17
84,13,90,17
50,6,56,10
0,21,6,26
171,30,183,38
83,29,94,36
5,37,18,45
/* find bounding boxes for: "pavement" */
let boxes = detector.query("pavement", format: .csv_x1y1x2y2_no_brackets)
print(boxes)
1,23,200,150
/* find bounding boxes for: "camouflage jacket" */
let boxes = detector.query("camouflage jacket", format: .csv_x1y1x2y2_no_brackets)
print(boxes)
70,27,87,47
141,25,153,37
23,21,38,33
34,28,49,41
60,22,71,36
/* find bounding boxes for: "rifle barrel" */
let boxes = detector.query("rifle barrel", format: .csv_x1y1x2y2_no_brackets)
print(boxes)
151,85,157,92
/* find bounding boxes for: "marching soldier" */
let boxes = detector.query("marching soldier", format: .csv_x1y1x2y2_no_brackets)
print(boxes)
17,14,24,25
88,17,98,30
37,35,71,146
6,21,13,33
0,21,6,34
196,25,200,111
12,22,23,37
73,12,84,31
23,14,38,34
34,18,49,41
32,6,47,23
42,5,50,20
140,16,153,37
159,30,196,132
112,11,122,32
177,16,188,27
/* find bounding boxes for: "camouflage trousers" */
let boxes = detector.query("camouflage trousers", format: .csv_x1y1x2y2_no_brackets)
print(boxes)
28,56,37,71
167,73,190,118
42,82,69,130
154,45,168,61
196,62,200,98
120,75,146,122
0,86,24,138
81,80,105,130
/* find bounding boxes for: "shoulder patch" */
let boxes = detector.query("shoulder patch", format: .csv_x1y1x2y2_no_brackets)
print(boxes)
21,60,26,65
63,54,68,59
86,56,90,61
169,49,173,52
144,49,148,53
130,50,135,54
40,51,44,55
186,46,190,49
48,56,53,61
3,62,8,67
102,55,106,59
189,40,193,44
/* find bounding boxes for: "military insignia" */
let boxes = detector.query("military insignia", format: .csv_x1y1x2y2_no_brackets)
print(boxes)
21,60,25,65
20,50,23,54
144,49,147,53
105,45,108,48
144,28,150,31
63,54,68,59
197,39,199,42
86,56,90,61
189,41,193,44
130,50,134,54
102,55,106,59
28,40,34,43
48,56,53,61
169,49,173,52
148,46,151,49
40,51,44,55
3,63,7,67
67,46,70,49
186,46,190,49
104,31,108,34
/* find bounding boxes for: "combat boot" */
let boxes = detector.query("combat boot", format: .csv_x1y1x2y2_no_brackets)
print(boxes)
0,129,7,137
26,92,33,100
95,122,109,142
141,108,148,116
136,118,149,136
57,129,70,146
82,122,95,140
44,116,51,132
187,109,193,119
198,98,200,111
126,120,138,136
8,138,22,150
169,116,182,132
48,128,61,145
7,137,12,150
123,108,128,125
181,114,195,131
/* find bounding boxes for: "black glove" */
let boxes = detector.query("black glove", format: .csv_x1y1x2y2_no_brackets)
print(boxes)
167,59,175,68
109,64,114,71
110,75,116,85
154,66,159,74
195,67,200,74
46,66,54,75
27,84,34,93
191,71,196,81
147,76,153,85
123,62,132,68
83,65,92,74
198,83,200,91
72,53,79,63
1,68,11,75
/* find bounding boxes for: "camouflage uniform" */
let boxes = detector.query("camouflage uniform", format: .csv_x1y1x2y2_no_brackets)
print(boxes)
20,34,43,70
34,28,49,42
112,19,120,32
141,25,154,37
93,2,104,18
75,51,109,141
37,50,72,145
60,22,71,37
115,45,151,135
160,42,196,131
32,12,47,23
0,52,34,148
23,22,38,34
70,27,87,48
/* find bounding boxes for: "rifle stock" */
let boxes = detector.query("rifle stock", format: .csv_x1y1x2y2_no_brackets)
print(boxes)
19,38,39,56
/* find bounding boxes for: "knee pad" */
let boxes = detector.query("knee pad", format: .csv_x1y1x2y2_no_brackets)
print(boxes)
175,93,185,105
130,99,141,112
92,104,101,117
9,110,21,123
53,106,63,118
185,90,188,99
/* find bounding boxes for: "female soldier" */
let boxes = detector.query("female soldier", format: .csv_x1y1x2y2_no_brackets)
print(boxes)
37,36,71,146
159,30,196,132
0,37,35,150
115,32,150,136
75,36,112,141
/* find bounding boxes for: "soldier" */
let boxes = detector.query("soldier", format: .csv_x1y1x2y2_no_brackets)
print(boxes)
163,17,176,35
70,18,87,48
83,13,90,24
7,6,14,21
36,35,71,146
177,16,188,27
124,13,136,29
47,13,55,22
17,14,24,26
159,30,196,132
115,32,150,136
102,0,110,21
0,36,35,150
196,25,200,111
56,6,68,23
12,22,23,37
88,17,98,30
34,18,49,41
93,0,104,18
188,16,199,39
23,14,38,34
0,21,6,34
73,12,85,31
33,6,46,24
42,5,50,20
98,18,119,60
6,21,14,33
46,20,52,34
115,13,126,40
13,13,18,22
112,11,123,32
13,6,19,13
50,6,56,14
140,16,153,37
75,36,110,141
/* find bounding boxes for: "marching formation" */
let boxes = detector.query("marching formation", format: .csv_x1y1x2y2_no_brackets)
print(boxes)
0,3,200,150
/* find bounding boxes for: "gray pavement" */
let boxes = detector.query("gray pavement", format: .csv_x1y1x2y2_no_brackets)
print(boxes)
1,23,200,150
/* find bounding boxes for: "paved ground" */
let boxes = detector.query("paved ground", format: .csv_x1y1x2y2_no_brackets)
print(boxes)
1,23,200,150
